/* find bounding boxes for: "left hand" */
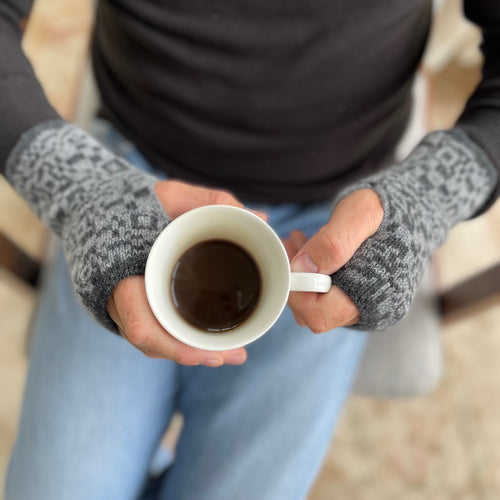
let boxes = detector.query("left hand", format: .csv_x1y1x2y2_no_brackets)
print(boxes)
107,179,267,366
284,188,383,333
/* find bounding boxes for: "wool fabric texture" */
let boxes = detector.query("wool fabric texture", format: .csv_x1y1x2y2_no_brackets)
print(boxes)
4,122,498,332
331,129,497,330
5,121,169,331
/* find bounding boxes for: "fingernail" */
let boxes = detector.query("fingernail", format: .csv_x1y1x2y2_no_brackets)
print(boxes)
202,358,223,367
291,253,318,273
225,352,247,365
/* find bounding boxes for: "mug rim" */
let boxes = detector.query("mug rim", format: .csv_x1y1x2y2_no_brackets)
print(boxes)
145,205,292,350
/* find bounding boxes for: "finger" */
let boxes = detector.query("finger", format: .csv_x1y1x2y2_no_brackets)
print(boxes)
155,179,268,221
107,296,138,341
248,209,268,222
111,276,247,366
288,286,360,333
282,230,308,261
107,295,122,332
155,179,244,219
282,238,297,261
290,230,308,251
290,309,307,327
155,179,267,221
290,188,383,275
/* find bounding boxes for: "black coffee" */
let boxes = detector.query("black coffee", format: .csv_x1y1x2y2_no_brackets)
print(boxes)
171,240,261,332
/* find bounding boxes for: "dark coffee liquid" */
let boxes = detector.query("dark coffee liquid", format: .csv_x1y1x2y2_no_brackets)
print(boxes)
171,240,261,332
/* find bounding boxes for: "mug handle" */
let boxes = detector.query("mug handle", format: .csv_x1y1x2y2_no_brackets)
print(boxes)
290,272,332,293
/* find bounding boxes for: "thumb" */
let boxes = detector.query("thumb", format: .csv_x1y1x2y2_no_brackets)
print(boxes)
290,189,384,274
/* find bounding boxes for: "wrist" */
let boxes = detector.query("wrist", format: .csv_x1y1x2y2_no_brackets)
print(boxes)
330,128,497,330
5,121,158,234
5,121,169,332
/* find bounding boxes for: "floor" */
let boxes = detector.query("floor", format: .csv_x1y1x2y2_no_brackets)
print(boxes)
1,1,500,499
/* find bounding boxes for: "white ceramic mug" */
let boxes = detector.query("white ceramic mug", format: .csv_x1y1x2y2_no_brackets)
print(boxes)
145,205,331,351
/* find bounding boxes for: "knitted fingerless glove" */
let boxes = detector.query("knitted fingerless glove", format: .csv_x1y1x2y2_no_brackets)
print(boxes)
5,120,169,331
331,128,498,330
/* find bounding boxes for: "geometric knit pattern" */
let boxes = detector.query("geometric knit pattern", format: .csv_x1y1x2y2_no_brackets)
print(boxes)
6,120,169,332
331,128,498,330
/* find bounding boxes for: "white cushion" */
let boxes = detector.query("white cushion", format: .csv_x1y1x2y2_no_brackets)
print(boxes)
351,265,442,398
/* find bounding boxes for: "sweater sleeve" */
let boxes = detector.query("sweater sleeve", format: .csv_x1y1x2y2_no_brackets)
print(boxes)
456,0,500,207
0,0,60,172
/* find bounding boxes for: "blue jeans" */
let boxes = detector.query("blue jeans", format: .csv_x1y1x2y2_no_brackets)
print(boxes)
5,120,367,500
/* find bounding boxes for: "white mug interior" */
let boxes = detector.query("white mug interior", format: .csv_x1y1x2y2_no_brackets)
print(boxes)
145,205,291,351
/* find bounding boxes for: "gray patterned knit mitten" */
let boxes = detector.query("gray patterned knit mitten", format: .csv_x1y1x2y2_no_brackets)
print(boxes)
5,120,169,331
331,128,497,330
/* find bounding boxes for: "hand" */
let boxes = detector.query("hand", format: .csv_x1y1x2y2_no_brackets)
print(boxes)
285,189,383,333
108,180,265,366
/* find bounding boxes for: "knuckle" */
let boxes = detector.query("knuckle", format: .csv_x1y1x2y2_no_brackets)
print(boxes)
173,351,189,364
358,189,384,230
210,190,237,206
173,350,196,366
288,292,313,315
307,313,329,334
292,311,306,326
140,348,159,359
166,343,185,363
125,318,148,346
335,303,357,326
320,229,349,265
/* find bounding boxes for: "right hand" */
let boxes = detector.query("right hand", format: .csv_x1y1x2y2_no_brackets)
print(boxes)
107,179,266,367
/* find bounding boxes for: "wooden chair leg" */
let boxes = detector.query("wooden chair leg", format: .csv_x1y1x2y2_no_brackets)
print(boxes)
439,263,500,322
0,233,41,287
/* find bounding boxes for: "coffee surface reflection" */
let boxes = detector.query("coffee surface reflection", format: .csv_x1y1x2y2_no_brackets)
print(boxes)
171,240,261,332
